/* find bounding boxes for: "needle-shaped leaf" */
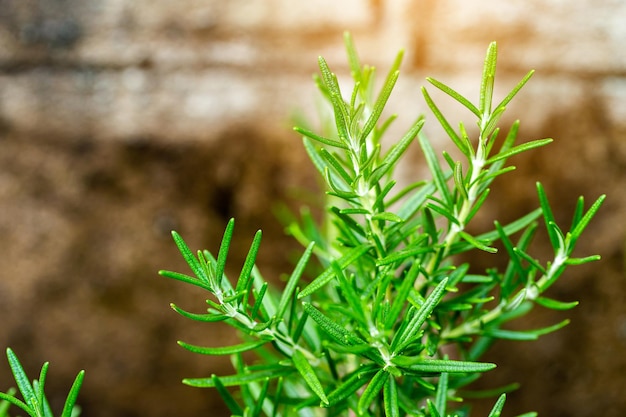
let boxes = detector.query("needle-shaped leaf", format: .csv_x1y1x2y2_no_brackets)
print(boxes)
298,245,371,298
0,390,31,416
319,148,354,185
427,77,480,117
419,133,453,208
494,69,534,112
371,212,404,223
392,357,496,374
376,239,430,266
211,375,243,416
569,194,606,245
383,373,399,417
333,262,365,323
292,349,329,405
35,362,50,417
302,302,366,346
534,297,579,311
214,218,235,289
479,42,498,117
357,368,388,415
485,138,553,165
459,231,498,254
485,319,570,340
158,270,213,291
276,241,315,321
435,371,448,415
294,126,349,150
385,261,422,330
6,348,37,412
177,339,269,356
536,182,560,249
359,70,399,144
325,365,377,406
60,370,85,417
183,366,295,388
487,393,507,417
170,231,210,285
427,399,442,417
391,278,448,353
170,303,227,322
236,230,262,307
370,117,424,186
422,87,467,156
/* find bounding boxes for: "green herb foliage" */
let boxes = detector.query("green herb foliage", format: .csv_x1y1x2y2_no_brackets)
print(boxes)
160,33,604,416
0,348,84,417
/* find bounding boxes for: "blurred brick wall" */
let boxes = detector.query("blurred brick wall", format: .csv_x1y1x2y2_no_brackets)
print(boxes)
0,1,624,416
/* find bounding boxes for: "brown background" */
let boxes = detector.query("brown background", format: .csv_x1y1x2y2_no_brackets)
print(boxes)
0,1,625,416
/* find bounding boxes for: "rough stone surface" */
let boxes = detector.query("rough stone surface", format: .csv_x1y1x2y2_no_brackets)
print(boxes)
0,1,624,416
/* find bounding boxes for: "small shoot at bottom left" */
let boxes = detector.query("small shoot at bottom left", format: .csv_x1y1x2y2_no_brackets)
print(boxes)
0,348,84,417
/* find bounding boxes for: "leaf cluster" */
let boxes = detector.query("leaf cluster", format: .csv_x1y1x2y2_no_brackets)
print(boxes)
0,348,84,417
159,33,604,417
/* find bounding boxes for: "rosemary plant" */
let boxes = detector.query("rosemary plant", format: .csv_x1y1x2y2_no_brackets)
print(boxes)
0,348,84,417
160,34,605,417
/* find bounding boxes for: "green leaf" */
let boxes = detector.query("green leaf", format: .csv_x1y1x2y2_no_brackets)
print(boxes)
427,77,480,117
158,270,213,291
370,117,424,186
177,339,269,356
357,368,388,415
0,392,31,417
569,194,606,244
385,261,421,330
236,230,262,307
344,31,362,81
303,137,329,178
298,245,371,298
275,242,315,321
485,319,570,340
494,69,534,112
479,42,498,117
422,87,467,156
333,262,366,323
170,303,226,322
427,399,442,417
459,231,498,253
320,148,354,186
536,183,560,249
396,181,436,221
60,370,85,417
0,388,17,415
359,70,399,144
392,357,496,374
215,218,235,289
6,348,37,411
371,212,404,223
211,375,243,416
170,231,210,285
383,373,399,417
485,138,553,165
325,366,376,406
376,238,430,266
293,126,349,149
292,349,329,405
184,366,294,388
419,133,453,207
35,362,50,417
564,255,601,265
302,302,366,347
534,297,579,311
435,371,448,415
391,278,448,353
487,393,507,417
